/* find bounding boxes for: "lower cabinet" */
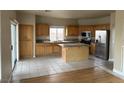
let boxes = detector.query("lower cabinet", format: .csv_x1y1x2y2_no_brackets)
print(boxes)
35,44,45,56
53,44,61,56
35,44,61,57
89,43,96,55
36,44,53,57
20,41,33,59
45,44,53,55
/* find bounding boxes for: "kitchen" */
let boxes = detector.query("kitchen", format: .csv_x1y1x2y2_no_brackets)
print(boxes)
19,15,110,59
13,10,113,82
35,23,90,62
1,0,124,92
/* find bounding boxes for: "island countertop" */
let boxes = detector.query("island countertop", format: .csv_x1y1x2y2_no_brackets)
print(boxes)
36,40,80,44
58,43,89,47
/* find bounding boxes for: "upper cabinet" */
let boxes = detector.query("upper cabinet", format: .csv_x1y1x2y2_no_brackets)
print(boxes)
94,24,110,30
79,24,110,37
19,24,33,41
66,25,79,36
36,24,49,37
79,25,95,37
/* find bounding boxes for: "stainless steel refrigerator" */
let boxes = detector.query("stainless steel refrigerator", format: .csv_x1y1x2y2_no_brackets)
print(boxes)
95,30,110,60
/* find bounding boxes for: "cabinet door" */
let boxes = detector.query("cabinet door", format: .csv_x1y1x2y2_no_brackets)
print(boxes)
36,44,53,56
90,43,96,55
53,45,61,55
19,41,33,58
19,25,33,41
35,44,45,57
36,24,49,36
67,25,79,36
42,24,49,35
45,44,53,55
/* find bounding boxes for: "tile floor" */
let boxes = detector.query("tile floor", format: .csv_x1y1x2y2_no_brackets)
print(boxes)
12,55,113,82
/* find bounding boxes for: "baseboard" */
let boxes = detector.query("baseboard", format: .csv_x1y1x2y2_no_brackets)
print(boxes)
108,58,114,62
98,66,124,80
113,69,124,79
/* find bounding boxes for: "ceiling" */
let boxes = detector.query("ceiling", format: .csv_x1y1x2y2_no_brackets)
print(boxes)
17,10,115,19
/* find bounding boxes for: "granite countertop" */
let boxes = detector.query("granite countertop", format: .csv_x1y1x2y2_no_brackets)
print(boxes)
58,43,89,47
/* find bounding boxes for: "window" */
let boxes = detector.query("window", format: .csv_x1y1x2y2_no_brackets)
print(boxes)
50,26,64,41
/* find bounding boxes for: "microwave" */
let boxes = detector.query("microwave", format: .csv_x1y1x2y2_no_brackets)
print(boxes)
81,31,91,38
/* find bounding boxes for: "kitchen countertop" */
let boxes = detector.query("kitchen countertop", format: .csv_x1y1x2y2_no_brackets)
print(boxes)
58,43,89,47
36,40,80,44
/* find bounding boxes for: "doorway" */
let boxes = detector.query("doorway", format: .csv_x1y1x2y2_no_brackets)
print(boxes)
11,21,18,70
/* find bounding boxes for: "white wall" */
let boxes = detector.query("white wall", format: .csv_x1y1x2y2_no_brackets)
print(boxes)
78,16,110,25
36,16,78,26
0,10,16,82
36,15,110,26
109,13,115,61
16,12,36,57
0,11,1,81
17,13,35,25
113,10,124,75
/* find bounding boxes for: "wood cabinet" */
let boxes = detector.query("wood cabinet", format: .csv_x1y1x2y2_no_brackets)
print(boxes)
35,44,45,56
19,24,33,59
35,44,61,57
19,41,33,58
106,24,110,30
94,24,110,30
45,44,53,55
19,25,33,41
66,25,79,36
62,46,89,62
35,44,53,57
90,43,96,55
53,44,61,56
36,24,49,36
79,25,95,37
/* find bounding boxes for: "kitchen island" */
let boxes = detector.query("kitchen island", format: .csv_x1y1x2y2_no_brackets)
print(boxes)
35,40,80,57
59,43,89,62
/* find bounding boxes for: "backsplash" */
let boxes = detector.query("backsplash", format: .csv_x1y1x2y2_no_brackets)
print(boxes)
36,36,80,41
64,36,80,41
36,36,50,41
36,36,95,43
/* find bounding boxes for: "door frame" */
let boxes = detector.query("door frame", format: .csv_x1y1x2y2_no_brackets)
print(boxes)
10,20,19,70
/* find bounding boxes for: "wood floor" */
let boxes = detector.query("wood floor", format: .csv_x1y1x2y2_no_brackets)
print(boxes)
21,67,124,83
